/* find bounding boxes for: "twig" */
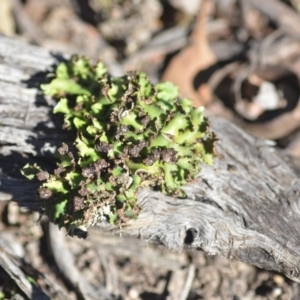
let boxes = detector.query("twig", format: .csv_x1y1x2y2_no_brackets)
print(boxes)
250,0,300,39
0,235,54,299
48,223,114,300
179,264,196,300
11,0,46,44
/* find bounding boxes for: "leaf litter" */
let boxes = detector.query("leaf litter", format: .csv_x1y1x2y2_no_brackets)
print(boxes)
2,0,300,298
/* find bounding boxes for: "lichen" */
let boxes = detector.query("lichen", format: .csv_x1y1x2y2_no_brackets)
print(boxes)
22,55,217,233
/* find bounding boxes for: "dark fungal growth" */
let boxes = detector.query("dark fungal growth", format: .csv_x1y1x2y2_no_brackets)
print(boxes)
22,55,217,233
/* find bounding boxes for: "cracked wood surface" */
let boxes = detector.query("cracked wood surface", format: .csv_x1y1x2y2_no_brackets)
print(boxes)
1,35,300,282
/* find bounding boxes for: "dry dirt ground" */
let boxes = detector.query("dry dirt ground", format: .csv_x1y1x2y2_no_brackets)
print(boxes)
2,0,300,299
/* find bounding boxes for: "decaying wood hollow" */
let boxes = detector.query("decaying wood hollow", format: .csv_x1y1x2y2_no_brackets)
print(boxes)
1,35,300,283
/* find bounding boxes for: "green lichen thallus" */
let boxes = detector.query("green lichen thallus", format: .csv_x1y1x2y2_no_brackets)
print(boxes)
22,55,217,234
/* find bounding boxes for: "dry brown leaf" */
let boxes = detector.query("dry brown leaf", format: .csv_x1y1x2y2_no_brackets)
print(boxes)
162,0,216,107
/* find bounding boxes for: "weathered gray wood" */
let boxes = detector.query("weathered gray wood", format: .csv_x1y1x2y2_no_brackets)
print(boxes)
1,34,300,282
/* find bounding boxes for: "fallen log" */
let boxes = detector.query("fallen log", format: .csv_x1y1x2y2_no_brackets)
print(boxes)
1,34,300,282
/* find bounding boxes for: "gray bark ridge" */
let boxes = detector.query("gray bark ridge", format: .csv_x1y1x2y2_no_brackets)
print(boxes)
1,35,300,282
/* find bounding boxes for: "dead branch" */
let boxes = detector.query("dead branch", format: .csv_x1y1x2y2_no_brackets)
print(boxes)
1,35,300,283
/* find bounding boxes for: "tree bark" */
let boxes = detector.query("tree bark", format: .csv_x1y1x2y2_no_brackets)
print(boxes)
1,35,300,282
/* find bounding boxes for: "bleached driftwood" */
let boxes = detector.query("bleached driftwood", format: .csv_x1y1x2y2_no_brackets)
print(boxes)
1,35,300,282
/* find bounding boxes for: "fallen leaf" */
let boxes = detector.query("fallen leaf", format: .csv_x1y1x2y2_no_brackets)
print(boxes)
162,0,216,107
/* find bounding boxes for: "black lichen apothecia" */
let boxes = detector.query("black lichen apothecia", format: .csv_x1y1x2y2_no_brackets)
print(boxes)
21,55,217,234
